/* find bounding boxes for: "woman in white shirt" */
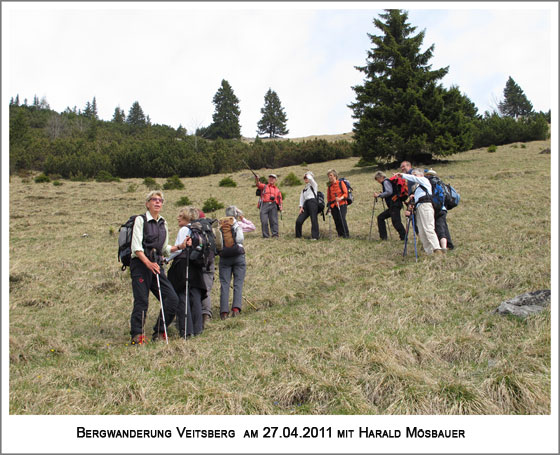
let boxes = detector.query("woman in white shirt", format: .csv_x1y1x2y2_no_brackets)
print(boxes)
295,171,320,240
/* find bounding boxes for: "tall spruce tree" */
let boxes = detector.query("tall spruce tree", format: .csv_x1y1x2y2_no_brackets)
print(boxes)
498,76,533,119
350,9,474,163
112,106,126,123
257,88,289,138
126,101,146,127
208,79,241,139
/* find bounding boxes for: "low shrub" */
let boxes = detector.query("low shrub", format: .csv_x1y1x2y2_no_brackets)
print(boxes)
281,172,302,186
202,197,224,214
52,180,63,186
162,175,185,190
126,183,138,193
96,170,120,182
175,196,192,207
34,173,50,183
219,176,237,188
487,145,497,153
143,177,161,190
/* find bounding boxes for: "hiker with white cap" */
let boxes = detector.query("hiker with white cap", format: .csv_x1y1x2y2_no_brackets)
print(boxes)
295,171,320,240
254,173,283,238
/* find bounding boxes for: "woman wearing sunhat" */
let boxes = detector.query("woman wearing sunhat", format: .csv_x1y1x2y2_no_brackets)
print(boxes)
295,171,320,240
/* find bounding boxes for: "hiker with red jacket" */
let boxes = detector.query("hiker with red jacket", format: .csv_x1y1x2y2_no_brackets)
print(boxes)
326,169,350,238
129,191,185,345
373,171,406,241
255,173,283,238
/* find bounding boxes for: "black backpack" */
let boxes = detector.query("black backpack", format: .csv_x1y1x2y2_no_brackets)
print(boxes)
188,218,218,271
310,186,326,220
339,178,354,205
117,214,146,270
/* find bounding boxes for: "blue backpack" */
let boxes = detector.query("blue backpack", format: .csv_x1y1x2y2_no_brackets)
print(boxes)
339,178,353,205
428,176,460,211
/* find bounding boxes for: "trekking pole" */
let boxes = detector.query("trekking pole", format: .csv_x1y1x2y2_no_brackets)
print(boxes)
328,208,332,239
411,212,418,262
336,200,348,238
403,215,411,257
184,247,190,340
229,283,259,311
155,274,169,345
381,198,392,239
368,198,378,241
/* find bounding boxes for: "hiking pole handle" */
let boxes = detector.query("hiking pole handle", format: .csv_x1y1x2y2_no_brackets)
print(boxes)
242,160,259,180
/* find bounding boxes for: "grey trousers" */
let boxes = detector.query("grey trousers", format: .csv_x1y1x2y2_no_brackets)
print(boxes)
202,265,214,318
219,254,246,313
260,202,279,237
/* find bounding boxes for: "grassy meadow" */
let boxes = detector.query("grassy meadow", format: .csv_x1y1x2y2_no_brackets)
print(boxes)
9,139,551,415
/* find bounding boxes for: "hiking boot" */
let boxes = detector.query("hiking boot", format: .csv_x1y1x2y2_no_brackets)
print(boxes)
220,312,228,320
151,331,168,342
231,307,240,317
202,314,210,329
131,334,147,345
433,249,444,255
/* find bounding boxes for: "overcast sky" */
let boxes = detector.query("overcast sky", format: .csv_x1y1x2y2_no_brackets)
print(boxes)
3,2,557,138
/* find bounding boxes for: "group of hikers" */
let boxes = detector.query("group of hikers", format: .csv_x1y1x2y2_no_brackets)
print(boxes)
124,160,456,345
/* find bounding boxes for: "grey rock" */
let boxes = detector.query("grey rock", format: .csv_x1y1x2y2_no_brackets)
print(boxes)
540,148,551,154
496,290,551,317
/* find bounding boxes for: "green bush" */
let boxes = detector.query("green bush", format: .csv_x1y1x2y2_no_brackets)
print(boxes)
143,177,161,190
175,196,192,207
259,176,267,184
281,172,302,186
521,144,527,149
52,180,63,186
69,172,88,182
95,170,120,182
487,145,497,153
34,173,50,183
162,175,185,190
126,183,138,193
48,173,62,180
219,176,237,187
202,197,224,214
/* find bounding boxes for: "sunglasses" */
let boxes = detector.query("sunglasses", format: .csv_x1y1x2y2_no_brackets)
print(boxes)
150,197,163,203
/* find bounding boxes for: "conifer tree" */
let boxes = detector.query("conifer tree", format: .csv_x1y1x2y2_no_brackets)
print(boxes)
112,106,126,123
257,88,289,138
91,97,98,120
208,79,241,139
350,9,474,162
498,76,533,119
126,101,146,127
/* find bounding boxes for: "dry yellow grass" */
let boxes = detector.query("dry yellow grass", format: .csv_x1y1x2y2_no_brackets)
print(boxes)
9,139,551,414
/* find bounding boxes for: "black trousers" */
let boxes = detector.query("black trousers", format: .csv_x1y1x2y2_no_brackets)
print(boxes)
435,210,454,249
176,286,204,337
378,203,406,240
295,198,319,239
130,258,178,337
331,204,349,238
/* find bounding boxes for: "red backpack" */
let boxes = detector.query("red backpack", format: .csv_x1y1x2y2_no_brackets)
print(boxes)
389,175,408,202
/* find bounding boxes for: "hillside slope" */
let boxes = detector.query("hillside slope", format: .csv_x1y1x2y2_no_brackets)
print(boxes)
9,139,551,414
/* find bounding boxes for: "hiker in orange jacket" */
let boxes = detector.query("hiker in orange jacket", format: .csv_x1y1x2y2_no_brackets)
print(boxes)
326,169,349,238
255,173,283,238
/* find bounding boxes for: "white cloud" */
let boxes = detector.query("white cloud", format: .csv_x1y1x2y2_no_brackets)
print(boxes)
3,3,557,138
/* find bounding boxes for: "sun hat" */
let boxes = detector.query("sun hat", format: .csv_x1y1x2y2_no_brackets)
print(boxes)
425,169,437,176
268,173,277,179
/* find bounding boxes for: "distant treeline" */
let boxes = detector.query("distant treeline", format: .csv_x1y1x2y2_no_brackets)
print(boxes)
9,104,354,179
9,104,550,179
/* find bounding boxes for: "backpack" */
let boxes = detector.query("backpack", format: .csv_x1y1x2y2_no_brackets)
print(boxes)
339,178,353,205
427,176,446,211
309,186,325,220
117,214,146,271
389,175,409,202
445,183,460,210
217,216,245,258
188,218,218,271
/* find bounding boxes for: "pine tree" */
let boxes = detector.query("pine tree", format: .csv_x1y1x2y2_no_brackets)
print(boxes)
208,79,241,139
83,101,93,118
257,88,289,138
349,9,473,163
498,76,533,119
91,97,98,120
126,101,146,127
112,106,126,123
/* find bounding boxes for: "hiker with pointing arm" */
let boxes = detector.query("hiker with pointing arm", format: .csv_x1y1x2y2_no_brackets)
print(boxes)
395,169,442,255
255,173,283,238
129,191,185,345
